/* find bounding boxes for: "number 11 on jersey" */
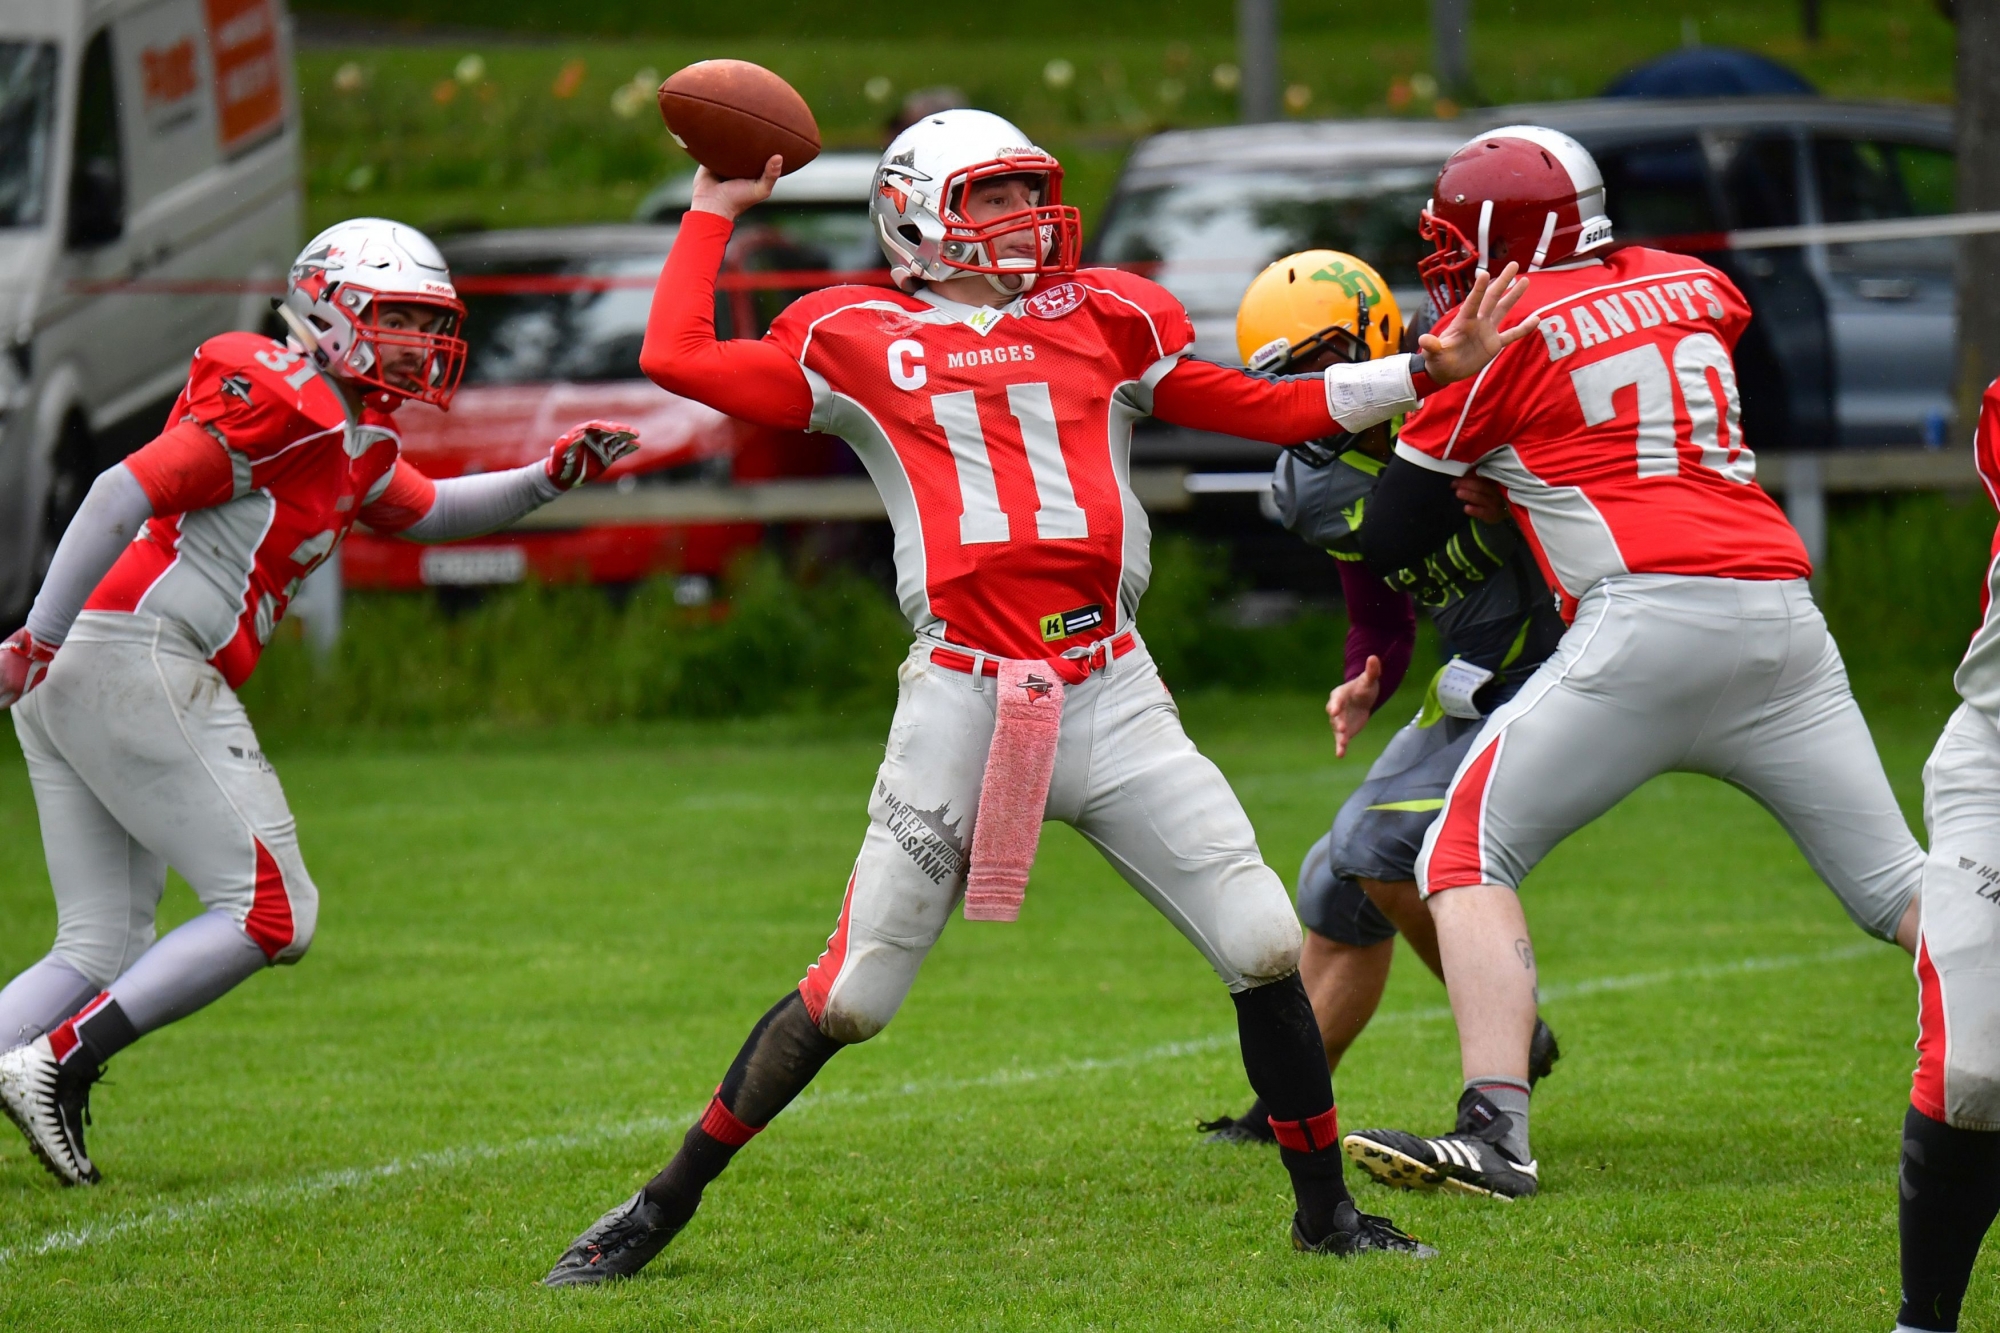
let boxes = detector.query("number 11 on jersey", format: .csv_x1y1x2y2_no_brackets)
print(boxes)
930,382,1090,546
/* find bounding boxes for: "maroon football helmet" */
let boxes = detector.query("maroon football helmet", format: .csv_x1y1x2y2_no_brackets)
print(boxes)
1418,125,1614,314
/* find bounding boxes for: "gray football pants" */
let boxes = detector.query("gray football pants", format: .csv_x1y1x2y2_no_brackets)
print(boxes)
798,636,1302,1042
1414,575,1921,942
1914,702,2000,1128
10,611,318,988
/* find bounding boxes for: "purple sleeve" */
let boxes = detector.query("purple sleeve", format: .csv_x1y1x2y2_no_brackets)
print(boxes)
1337,559,1416,703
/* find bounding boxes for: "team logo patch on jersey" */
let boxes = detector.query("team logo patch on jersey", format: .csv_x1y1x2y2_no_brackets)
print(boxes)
219,373,254,403
1024,282,1085,320
1040,603,1104,642
965,306,1005,337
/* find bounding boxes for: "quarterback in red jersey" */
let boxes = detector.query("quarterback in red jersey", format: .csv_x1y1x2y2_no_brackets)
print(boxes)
1338,126,1925,1202
545,108,1541,1281
1894,377,2000,1333
0,218,637,1186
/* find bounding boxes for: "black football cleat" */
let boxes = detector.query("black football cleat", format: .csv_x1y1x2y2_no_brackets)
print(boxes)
1528,1018,1562,1088
0,1036,102,1187
1291,1200,1437,1258
1342,1092,1539,1200
543,1190,684,1286
1198,1104,1276,1145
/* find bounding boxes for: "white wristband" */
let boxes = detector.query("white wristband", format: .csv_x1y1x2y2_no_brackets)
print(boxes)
1324,354,1419,434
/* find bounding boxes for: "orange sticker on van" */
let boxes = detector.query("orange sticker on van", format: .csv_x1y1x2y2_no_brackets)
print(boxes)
203,0,282,153
142,39,199,109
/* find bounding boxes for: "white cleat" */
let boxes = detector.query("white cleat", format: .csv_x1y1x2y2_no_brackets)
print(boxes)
0,1036,101,1186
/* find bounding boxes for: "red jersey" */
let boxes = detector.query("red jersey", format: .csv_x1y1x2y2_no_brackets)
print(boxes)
1396,247,1810,618
86,332,416,687
1953,378,2000,723
762,272,1200,658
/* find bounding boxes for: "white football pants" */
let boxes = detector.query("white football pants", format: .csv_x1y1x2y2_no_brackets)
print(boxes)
11,611,317,987
1915,702,2000,1129
799,636,1302,1042
1415,575,1922,942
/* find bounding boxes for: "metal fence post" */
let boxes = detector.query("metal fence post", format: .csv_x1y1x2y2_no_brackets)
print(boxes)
1432,0,1473,102
294,552,343,665
1784,452,1827,579
1237,0,1280,123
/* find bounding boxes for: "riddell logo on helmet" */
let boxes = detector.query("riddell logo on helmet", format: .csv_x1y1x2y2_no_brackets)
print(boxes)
1024,283,1084,319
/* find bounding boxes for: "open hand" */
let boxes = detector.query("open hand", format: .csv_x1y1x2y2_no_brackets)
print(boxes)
689,156,783,222
1454,473,1508,524
1419,262,1542,385
0,628,55,711
546,420,640,491
1326,655,1383,758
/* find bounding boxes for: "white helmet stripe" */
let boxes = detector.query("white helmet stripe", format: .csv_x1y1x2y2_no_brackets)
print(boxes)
1476,199,1494,272
1531,210,1558,271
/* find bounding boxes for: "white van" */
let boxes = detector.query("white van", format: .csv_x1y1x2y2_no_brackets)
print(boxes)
0,0,301,626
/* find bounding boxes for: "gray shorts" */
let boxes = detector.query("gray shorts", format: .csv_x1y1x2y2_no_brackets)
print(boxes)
1297,713,1486,946
1415,575,1922,942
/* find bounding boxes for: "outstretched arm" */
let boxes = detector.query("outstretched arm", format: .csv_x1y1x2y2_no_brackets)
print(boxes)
364,422,639,541
637,158,814,430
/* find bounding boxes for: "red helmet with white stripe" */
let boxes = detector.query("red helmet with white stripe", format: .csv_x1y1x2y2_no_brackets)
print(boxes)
1418,125,1614,314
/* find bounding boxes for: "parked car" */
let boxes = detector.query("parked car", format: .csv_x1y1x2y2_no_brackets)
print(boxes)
1094,97,1956,460
340,222,857,593
0,0,301,627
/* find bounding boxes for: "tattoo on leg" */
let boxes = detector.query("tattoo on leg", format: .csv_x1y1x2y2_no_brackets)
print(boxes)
1514,938,1535,971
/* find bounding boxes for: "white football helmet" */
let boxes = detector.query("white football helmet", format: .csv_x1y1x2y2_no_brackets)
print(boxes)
870,109,1081,296
278,218,468,408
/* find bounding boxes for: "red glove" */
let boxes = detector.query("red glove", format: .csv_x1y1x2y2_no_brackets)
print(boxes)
545,420,640,491
0,628,56,710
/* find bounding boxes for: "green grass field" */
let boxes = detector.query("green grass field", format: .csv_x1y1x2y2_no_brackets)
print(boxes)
0,687,1978,1330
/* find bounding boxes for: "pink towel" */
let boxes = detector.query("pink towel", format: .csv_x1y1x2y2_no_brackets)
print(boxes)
964,659,1065,922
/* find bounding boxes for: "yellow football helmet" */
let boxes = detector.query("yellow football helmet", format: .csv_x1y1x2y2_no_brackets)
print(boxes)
1235,250,1403,374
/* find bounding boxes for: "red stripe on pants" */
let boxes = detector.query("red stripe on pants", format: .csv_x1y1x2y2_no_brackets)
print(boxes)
798,868,858,1024
243,838,296,960
1913,936,1948,1122
1427,737,1501,893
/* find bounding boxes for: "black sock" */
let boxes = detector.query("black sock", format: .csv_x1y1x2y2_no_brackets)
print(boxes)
49,993,138,1071
1231,974,1352,1239
642,991,845,1226
1900,1104,2000,1331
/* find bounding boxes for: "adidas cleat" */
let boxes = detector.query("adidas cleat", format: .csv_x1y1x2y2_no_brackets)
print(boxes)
1528,1018,1562,1087
1343,1093,1539,1200
1291,1201,1437,1258
1197,1106,1276,1145
544,1190,684,1286
0,1036,101,1186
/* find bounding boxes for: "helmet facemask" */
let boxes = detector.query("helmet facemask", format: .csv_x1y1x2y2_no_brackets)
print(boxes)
939,158,1081,295
1417,202,1482,317
283,272,468,409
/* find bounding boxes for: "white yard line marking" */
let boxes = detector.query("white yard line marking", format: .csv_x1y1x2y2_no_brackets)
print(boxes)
0,940,1893,1265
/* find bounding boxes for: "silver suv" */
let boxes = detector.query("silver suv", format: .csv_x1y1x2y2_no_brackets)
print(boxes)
1094,97,1954,461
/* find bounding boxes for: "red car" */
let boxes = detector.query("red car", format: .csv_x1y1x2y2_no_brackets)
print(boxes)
343,210,879,595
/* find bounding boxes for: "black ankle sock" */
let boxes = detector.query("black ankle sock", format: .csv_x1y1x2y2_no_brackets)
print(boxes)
53,994,137,1070
1230,974,1353,1238
641,991,846,1228
1900,1104,2000,1331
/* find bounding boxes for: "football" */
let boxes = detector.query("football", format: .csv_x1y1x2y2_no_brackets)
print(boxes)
656,60,822,180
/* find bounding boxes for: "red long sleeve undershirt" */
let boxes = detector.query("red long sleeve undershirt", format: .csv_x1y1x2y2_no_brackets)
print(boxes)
639,211,1346,444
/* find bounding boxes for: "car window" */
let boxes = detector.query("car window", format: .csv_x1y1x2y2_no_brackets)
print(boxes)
1813,136,1954,273
0,42,57,228
1815,136,1953,220
456,245,733,386
728,204,880,335
1092,167,1436,315
67,30,123,248
1594,138,1719,240
1713,133,1802,230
